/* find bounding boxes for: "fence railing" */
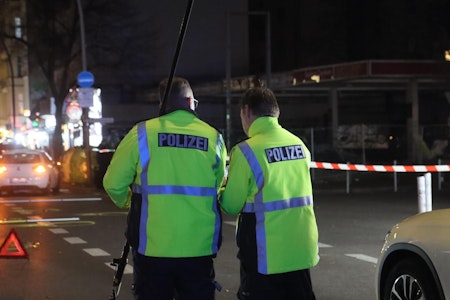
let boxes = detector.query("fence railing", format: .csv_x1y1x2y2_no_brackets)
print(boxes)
310,159,448,193
292,124,449,165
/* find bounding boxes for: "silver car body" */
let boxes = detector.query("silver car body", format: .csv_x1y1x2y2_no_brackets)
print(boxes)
375,209,450,299
0,149,60,194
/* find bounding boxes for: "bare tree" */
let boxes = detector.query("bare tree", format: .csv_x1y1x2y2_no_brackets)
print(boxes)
0,0,160,159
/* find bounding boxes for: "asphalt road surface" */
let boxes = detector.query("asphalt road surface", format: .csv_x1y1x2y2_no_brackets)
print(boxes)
1,175,449,300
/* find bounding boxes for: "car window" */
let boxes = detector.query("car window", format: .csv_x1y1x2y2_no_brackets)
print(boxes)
0,153,41,164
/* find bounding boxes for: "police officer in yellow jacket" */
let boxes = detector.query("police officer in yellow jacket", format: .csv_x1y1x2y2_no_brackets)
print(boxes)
103,77,227,300
219,87,319,300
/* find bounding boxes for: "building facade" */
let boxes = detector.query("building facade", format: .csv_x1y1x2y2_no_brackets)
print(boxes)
0,0,30,141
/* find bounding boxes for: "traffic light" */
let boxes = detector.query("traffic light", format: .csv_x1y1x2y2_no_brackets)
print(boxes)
31,117,39,128
30,113,40,128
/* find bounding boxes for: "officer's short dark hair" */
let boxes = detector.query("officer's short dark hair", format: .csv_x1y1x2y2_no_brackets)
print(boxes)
159,77,192,102
240,87,280,117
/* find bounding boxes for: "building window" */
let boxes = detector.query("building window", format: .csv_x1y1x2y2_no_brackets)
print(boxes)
14,17,21,38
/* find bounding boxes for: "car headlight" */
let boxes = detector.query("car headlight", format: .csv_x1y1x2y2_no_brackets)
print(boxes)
33,165,47,173
0,165,6,175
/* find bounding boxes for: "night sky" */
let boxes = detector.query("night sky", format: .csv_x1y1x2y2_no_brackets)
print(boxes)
249,0,450,74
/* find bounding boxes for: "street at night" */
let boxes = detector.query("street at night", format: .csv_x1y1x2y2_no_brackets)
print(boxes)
1,177,449,300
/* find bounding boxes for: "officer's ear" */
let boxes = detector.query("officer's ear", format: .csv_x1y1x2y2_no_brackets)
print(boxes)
241,104,251,118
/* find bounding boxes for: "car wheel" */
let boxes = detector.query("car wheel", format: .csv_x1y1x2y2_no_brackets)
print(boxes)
383,258,440,300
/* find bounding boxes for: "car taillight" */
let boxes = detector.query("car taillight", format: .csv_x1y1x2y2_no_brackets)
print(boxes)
33,165,47,173
0,166,6,175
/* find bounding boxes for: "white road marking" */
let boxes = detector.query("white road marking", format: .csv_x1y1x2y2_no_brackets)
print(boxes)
64,237,87,244
318,242,333,248
26,215,50,226
60,197,102,202
0,197,102,204
0,217,81,224
105,262,134,274
12,208,33,215
48,228,69,234
345,254,377,264
224,221,235,226
84,248,110,256
31,216,80,222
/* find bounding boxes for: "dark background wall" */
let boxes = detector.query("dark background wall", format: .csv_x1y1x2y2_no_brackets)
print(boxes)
248,0,450,75
97,0,450,155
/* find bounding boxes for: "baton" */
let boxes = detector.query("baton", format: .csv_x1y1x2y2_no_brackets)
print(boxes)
109,240,130,300
159,0,195,116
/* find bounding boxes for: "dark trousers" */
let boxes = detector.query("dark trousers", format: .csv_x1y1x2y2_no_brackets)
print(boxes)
238,264,316,300
132,249,216,300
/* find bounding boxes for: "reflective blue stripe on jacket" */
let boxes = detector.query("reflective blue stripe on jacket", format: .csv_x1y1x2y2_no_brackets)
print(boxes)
220,117,319,274
104,110,227,258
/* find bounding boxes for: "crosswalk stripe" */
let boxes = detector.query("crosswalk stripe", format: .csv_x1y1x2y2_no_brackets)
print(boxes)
48,228,69,234
64,237,87,244
84,248,110,256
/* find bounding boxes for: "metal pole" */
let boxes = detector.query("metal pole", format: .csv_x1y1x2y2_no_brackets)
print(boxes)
438,158,442,190
246,11,271,87
225,10,270,148
393,160,398,192
417,173,432,213
417,174,426,213
361,124,366,164
225,11,232,149
425,172,432,211
265,12,271,88
160,0,195,116
76,0,91,184
77,0,87,71
346,163,350,194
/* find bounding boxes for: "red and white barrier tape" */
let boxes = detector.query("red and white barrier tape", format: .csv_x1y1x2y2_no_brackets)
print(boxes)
311,162,450,173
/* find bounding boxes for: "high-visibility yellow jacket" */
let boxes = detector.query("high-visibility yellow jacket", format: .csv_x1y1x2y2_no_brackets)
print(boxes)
220,117,319,274
103,110,227,257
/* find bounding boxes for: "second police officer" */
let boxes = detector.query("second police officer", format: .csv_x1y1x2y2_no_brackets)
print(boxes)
220,86,319,300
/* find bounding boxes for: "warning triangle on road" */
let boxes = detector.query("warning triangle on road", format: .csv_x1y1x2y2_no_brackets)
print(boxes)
0,229,28,258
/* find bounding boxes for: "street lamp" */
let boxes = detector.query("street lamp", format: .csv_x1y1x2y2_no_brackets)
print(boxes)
225,11,271,148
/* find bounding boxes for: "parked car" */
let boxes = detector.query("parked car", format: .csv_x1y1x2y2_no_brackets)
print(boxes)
0,141,25,152
375,209,450,300
0,149,61,195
